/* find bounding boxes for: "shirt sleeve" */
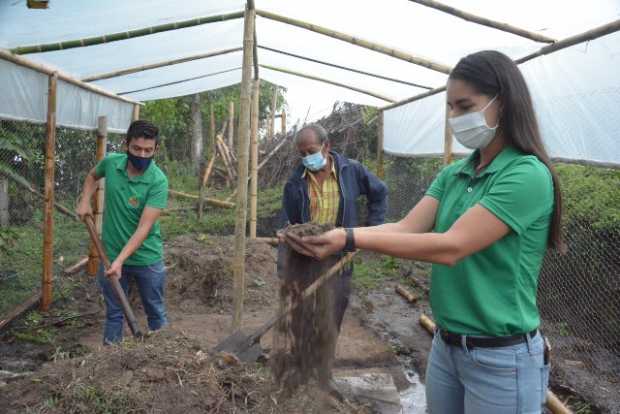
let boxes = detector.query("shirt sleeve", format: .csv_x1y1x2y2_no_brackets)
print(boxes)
94,155,109,178
425,166,450,202
145,175,169,209
479,158,553,235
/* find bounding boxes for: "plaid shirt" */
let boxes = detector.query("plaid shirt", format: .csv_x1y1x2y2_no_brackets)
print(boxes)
302,156,340,225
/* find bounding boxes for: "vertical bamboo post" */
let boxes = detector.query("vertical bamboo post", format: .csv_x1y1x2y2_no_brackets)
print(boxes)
209,103,216,157
228,101,235,149
232,2,255,329
270,86,277,140
41,73,57,312
376,110,385,179
281,110,286,135
443,106,453,165
249,78,260,238
88,116,107,276
132,104,140,121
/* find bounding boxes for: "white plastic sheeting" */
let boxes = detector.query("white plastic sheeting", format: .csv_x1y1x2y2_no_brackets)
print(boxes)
384,31,620,165
0,57,134,132
1,0,619,161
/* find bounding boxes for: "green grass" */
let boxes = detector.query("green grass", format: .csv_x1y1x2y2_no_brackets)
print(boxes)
352,255,402,290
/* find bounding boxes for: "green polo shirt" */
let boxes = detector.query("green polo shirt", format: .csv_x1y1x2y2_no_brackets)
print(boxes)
426,146,553,336
95,153,168,266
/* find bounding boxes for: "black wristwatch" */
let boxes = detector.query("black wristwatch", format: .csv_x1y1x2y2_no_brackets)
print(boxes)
343,228,356,252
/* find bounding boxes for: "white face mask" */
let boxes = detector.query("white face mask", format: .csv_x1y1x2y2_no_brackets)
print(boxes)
448,95,498,149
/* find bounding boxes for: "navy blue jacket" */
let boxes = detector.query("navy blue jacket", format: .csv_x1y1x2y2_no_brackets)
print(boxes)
282,151,388,227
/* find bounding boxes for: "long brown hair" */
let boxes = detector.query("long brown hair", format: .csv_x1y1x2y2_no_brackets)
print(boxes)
450,50,564,251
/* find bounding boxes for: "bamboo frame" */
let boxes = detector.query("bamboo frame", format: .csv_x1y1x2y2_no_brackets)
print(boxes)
255,9,451,74
41,73,57,312
0,50,139,106
228,101,235,148
168,189,234,209
10,11,245,55
270,85,277,140
376,110,385,179
258,45,433,89
382,19,620,111
82,47,243,82
232,3,256,329
249,79,260,238
408,0,556,43
88,116,108,276
260,64,396,103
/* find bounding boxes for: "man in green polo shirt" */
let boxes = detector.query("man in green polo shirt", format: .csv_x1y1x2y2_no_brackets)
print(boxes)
76,120,169,344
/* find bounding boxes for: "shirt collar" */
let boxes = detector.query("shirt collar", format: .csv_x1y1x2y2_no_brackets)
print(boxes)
455,146,522,178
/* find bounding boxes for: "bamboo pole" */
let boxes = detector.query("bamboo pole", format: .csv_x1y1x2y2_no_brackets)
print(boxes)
255,9,451,74
0,50,139,106
228,101,235,149
0,174,76,220
376,110,385,179
64,257,89,275
396,284,419,304
249,79,260,238
11,11,245,55
0,292,40,331
198,154,217,219
381,19,620,111
132,104,140,121
209,104,216,157
254,237,278,247
82,47,243,82
41,73,57,312
87,116,108,276
270,85,277,141
217,135,236,182
443,107,453,165
258,45,433,90
118,67,241,96
232,3,256,329
408,0,556,43
168,189,235,209
281,110,287,135
260,64,396,103
258,135,289,170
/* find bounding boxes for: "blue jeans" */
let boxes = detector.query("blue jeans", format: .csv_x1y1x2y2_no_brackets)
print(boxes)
426,329,550,414
97,260,168,344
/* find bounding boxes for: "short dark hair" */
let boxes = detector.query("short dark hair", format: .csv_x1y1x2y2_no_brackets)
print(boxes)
126,120,159,144
295,123,329,145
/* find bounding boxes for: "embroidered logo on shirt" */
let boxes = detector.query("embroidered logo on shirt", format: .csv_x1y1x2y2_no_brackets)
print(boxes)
128,196,139,208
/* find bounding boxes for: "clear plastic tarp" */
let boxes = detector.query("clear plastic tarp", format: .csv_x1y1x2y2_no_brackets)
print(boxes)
1,0,619,161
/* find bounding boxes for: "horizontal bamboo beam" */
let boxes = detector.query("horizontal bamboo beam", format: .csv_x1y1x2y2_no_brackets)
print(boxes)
0,49,139,105
10,11,245,55
408,0,556,43
118,67,242,96
254,237,278,247
516,18,620,64
0,292,40,331
258,45,432,90
82,47,243,82
168,189,235,209
256,9,451,74
381,18,620,111
63,257,89,275
260,64,396,103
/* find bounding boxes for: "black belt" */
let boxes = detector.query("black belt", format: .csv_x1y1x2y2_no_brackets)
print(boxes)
439,329,538,349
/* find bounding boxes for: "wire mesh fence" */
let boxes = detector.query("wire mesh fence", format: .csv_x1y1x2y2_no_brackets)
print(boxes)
383,153,620,396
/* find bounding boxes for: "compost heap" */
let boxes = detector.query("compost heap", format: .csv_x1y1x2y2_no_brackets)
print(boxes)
271,223,344,393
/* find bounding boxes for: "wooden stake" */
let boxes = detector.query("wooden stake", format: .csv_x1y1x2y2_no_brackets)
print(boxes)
228,101,235,149
270,85,277,141
255,9,451,74
209,103,216,157
258,45,433,90
249,79,261,238
261,64,396,103
377,110,385,179
408,0,556,43
87,116,108,276
232,3,256,329
443,106,453,165
11,11,245,55
41,73,57,312
281,110,287,135
82,47,243,82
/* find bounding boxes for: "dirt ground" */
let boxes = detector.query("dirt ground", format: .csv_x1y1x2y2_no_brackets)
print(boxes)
0,234,614,413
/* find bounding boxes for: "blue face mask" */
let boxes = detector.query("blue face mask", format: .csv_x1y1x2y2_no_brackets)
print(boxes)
302,147,327,172
127,151,153,171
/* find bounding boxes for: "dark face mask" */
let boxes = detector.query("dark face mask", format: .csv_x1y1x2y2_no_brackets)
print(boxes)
127,151,153,171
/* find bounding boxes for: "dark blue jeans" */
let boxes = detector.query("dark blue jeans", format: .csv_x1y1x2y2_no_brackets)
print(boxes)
97,260,168,344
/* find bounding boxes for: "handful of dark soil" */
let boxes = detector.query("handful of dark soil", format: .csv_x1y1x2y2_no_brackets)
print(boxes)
271,223,341,393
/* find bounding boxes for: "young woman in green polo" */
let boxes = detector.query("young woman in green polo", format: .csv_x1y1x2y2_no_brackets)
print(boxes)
285,50,562,413
77,120,169,344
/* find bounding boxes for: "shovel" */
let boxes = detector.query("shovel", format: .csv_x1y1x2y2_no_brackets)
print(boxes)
213,250,357,362
83,215,143,338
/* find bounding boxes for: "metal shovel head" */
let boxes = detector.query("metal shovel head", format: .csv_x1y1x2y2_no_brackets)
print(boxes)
213,329,264,363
